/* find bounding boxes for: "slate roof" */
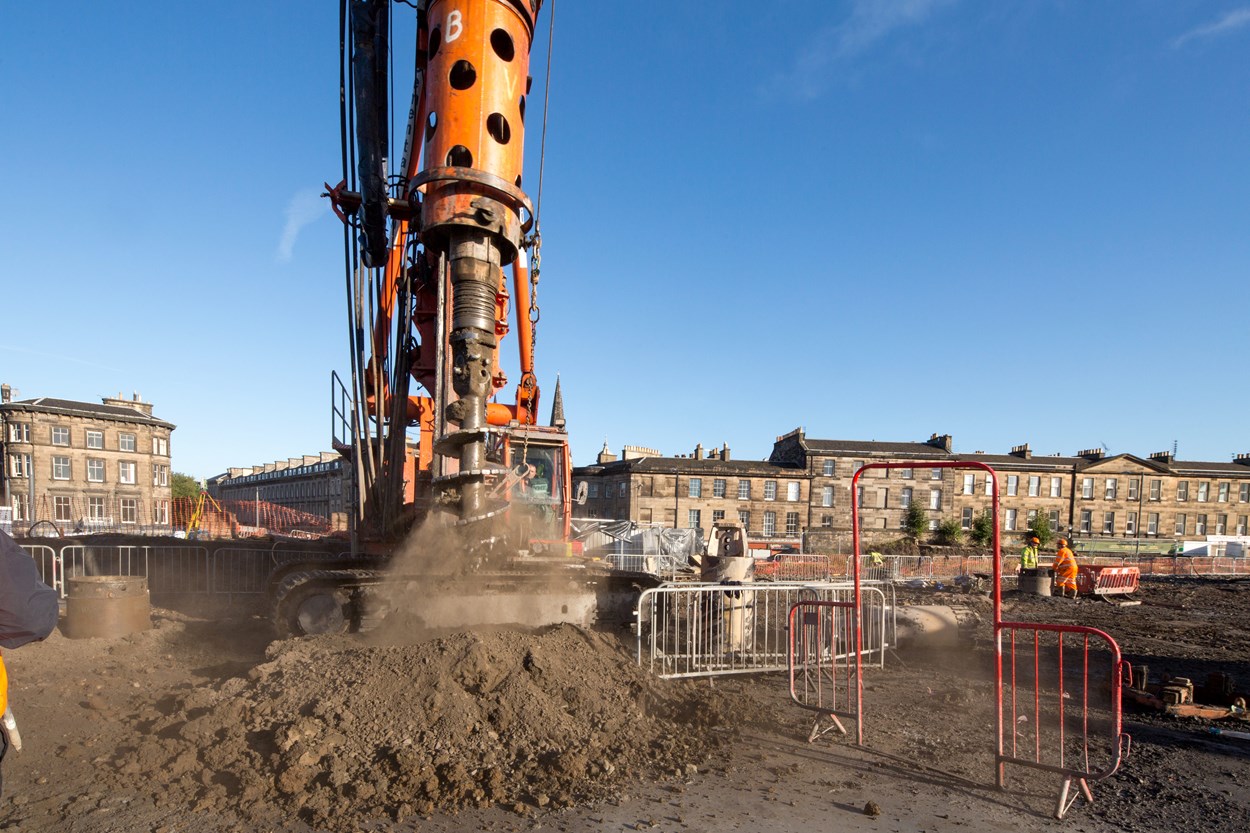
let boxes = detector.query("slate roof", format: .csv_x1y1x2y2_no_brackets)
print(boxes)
1,397,174,428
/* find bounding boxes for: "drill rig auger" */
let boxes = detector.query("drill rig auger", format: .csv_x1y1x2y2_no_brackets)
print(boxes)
270,0,602,637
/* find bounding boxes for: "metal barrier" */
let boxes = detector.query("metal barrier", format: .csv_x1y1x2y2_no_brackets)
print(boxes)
846,554,932,583
19,544,59,594
604,552,687,580
997,623,1131,819
788,599,861,743
756,554,834,582
637,582,889,680
215,547,281,595
145,546,211,594
1076,566,1139,596
59,545,147,596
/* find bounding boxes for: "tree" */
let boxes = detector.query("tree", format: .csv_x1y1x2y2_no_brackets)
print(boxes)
1027,512,1053,547
970,509,994,547
937,517,964,545
903,502,928,540
171,472,201,500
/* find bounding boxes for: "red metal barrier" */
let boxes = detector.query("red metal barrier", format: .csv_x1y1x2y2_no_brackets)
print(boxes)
788,599,860,743
997,623,1132,818
1076,565,1140,596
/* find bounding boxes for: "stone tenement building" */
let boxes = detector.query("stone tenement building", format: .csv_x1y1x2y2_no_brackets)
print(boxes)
0,384,175,534
207,452,350,529
573,429,1250,549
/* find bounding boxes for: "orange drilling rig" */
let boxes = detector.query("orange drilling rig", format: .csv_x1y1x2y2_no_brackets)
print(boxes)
271,0,599,636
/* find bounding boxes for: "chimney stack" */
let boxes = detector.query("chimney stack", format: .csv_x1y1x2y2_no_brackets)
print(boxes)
1077,448,1105,461
1235,453,1250,466
694,443,704,461
927,433,953,452
1,384,10,404
1010,443,1032,459
722,443,731,461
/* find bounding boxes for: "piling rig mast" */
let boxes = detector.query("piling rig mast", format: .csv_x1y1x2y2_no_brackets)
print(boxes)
327,0,566,549
271,0,580,636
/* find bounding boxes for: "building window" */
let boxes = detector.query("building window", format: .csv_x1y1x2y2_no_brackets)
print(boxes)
1126,512,1136,535
1175,514,1186,535
1027,508,1038,526
11,494,30,522
88,459,105,482
1079,510,1092,533
1147,513,1159,535
962,474,974,495
931,469,943,481
1177,481,1189,502
901,487,912,508
985,476,993,496
1007,475,1018,497
1005,509,1017,531
1195,514,1207,535
688,509,701,529
821,486,833,507
1028,476,1040,497
120,433,136,452
688,478,702,499
1105,479,1117,500
1128,478,1139,500
738,481,750,500
1081,478,1094,499
51,426,70,446
961,507,973,529
52,456,71,480
152,436,169,456
929,489,942,510
1198,482,1209,502
86,430,104,449
712,509,725,524
54,496,72,522
88,497,106,519
762,511,776,536
1102,512,1114,534
785,512,799,535
1050,477,1062,498
1237,515,1248,536
852,461,864,475
8,454,31,478
764,481,777,501
619,482,626,498
1218,482,1229,503
821,514,832,528
900,468,913,480
7,423,30,443
588,482,599,499
822,460,835,477
119,461,137,484
738,510,750,530
120,498,137,524
786,481,800,502
153,499,170,525
1150,479,1161,501
713,478,726,498
1241,483,1250,503
1050,509,1060,531
1216,514,1227,535
153,464,168,487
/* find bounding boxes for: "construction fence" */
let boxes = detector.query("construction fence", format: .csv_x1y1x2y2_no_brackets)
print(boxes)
18,542,341,600
8,495,336,540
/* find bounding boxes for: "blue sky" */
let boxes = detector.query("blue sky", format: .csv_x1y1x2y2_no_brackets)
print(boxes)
2,1,1247,479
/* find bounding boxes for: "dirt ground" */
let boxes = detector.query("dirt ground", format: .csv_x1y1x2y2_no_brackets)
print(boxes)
1,576,1248,832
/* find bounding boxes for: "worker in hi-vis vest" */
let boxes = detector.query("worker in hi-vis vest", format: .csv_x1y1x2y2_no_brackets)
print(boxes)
1021,536,1040,571
0,530,59,796
1053,538,1079,599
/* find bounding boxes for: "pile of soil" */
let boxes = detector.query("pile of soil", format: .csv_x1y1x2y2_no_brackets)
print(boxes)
110,625,727,830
